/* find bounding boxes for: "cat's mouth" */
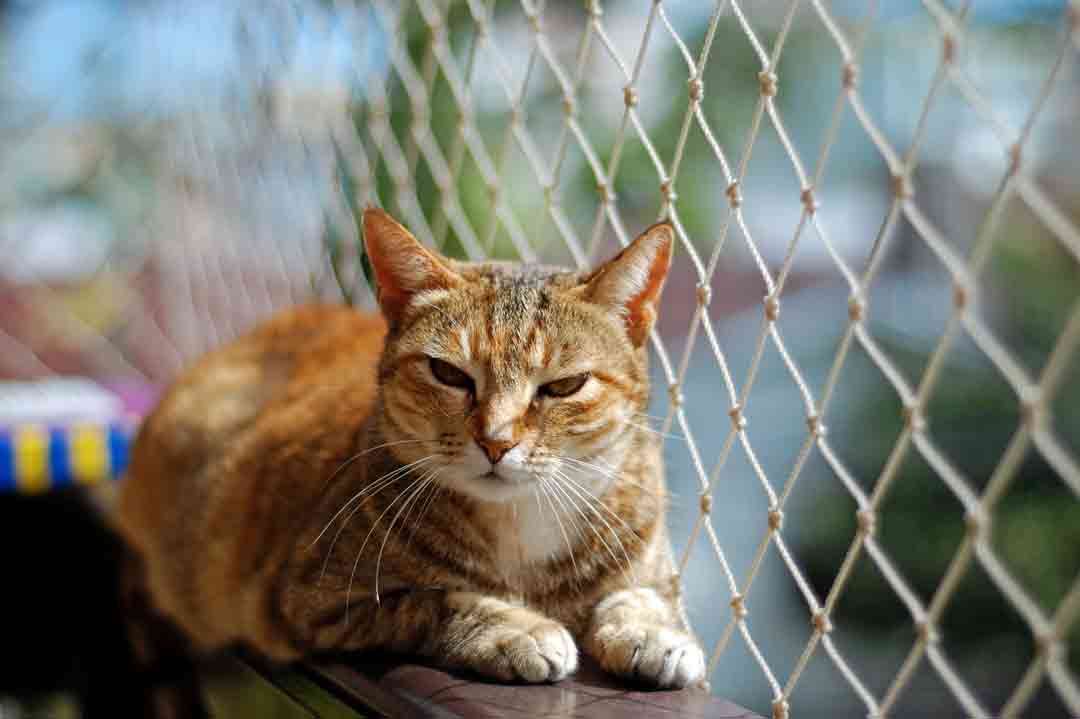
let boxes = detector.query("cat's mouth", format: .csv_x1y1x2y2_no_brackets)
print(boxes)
464,465,538,495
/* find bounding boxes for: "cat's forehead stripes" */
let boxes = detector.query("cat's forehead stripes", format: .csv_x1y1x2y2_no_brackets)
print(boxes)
435,263,573,377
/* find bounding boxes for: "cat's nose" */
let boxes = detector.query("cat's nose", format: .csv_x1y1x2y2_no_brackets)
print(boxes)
475,437,518,465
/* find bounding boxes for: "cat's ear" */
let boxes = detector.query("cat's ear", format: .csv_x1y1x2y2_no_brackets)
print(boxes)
362,208,461,325
581,222,674,347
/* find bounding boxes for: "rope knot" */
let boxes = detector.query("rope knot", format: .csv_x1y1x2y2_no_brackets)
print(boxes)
952,282,969,310
725,181,743,208
1038,633,1064,661
623,85,639,108
892,172,913,199
964,510,987,541
730,594,748,620
848,296,865,322
1020,387,1044,428
856,509,877,537
758,70,779,97
1008,143,1022,176
596,181,611,204
841,62,858,90
668,383,684,408
806,414,827,438
688,77,705,103
699,493,713,514
728,405,747,431
696,282,712,307
902,404,926,432
812,610,833,634
764,295,780,322
942,34,956,64
915,619,939,644
800,187,819,214
772,699,790,719
562,95,576,117
660,179,677,204
767,507,784,531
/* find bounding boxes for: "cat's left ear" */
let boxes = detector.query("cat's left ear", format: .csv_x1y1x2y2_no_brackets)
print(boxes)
581,222,674,347
362,208,462,326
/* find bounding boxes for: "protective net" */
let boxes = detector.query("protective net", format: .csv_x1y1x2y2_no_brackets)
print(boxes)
2,1,1078,717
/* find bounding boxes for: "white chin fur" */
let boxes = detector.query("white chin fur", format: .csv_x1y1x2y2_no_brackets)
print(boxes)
449,472,535,503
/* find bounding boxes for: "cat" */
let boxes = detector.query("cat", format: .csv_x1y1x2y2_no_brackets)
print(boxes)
116,208,707,690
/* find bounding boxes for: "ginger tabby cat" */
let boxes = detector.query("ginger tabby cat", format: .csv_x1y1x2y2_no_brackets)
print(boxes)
117,208,706,689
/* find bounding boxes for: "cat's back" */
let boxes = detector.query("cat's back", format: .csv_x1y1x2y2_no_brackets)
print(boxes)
116,305,386,651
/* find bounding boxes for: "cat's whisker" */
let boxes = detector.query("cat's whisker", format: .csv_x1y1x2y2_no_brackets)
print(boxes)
536,472,581,535
313,454,440,549
374,468,443,602
555,454,657,493
406,478,446,548
535,477,580,583
393,469,440,546
347,468,440,617
622,420,684,442
316,456,440,585
543,472,625,584
552,460,647,544
631,411,676,423
530,485,549,560
310,454,439,549
562,454,670,495
319,439,441,491
551,468,637,585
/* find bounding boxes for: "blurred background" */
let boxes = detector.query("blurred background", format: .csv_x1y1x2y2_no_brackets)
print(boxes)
0,0,1078,717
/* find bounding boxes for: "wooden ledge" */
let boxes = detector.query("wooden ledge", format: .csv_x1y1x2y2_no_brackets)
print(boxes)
298,655,763,718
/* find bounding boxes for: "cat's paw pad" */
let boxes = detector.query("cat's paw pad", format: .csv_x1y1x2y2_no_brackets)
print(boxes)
592,622,705,689
471,619,578,683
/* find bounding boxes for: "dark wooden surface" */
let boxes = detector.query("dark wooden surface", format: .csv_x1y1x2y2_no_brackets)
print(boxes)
302,655,764,719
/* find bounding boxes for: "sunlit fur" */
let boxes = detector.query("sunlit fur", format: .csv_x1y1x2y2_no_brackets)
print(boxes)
116,210,706,689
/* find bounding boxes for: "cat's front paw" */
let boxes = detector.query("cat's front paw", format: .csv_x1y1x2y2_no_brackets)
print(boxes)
590,622,705,689
459,616,579,683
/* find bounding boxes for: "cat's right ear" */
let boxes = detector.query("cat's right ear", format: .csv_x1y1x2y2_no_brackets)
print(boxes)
362,208,462,325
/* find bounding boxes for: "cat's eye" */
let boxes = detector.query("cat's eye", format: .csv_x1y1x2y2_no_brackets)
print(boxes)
540,373,590,398
429,357,473,390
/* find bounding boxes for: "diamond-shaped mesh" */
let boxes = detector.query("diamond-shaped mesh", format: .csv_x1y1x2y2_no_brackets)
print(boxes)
3,1,1079,716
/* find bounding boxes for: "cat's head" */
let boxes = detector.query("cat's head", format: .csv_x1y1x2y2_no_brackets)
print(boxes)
363,208,672,503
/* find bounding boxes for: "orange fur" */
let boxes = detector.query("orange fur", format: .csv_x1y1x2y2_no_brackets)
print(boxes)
116,209,706,688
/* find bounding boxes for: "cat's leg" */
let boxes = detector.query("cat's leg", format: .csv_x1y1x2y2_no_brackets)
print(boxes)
583,587,706,689
320,590,578,683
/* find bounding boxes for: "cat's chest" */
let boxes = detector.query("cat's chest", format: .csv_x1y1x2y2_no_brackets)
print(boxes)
486,496,574,575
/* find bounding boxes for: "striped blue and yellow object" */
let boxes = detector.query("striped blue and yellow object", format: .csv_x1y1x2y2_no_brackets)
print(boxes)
0,423,135,494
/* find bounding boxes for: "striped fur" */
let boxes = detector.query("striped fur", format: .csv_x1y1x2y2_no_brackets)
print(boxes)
116,209,705,689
